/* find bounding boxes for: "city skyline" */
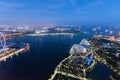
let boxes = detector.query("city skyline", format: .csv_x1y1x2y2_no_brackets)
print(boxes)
0,0,120,25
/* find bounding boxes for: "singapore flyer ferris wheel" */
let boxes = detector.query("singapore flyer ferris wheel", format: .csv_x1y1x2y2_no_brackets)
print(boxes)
0,32,6,53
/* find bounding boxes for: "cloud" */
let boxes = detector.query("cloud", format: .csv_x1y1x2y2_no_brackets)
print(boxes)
0,2,25,11
74,0,104,14
70,0,76,6
82,0,104,9
76,7,81,13
29,0,67,15
44,0,66,10
46,3,65,10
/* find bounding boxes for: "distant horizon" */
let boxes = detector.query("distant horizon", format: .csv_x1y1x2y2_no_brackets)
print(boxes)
0,24,120,27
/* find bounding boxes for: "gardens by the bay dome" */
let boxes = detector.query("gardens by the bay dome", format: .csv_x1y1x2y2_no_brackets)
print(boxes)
70,44,87,55
80,39,90,46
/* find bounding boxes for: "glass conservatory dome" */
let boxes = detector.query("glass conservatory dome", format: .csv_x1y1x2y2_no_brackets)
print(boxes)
70,44,87,55
80,39,90,46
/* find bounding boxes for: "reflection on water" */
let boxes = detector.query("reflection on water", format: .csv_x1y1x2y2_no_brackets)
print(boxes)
0,34,115,80
87,63,116,80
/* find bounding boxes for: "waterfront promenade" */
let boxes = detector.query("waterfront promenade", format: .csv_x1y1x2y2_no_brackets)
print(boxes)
0,43,30,62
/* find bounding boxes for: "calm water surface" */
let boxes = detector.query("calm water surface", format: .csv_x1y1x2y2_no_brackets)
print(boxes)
0,34,115,80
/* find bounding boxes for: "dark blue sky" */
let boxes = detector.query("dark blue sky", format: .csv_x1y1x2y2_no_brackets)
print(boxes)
0,0,120,25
